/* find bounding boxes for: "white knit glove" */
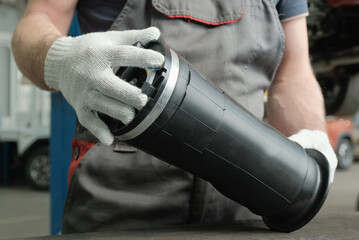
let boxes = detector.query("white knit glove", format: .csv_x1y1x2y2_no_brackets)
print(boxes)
44,27,164,145
289,129,338,183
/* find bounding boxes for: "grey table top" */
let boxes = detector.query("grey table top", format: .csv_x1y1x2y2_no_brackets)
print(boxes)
12,213,359,240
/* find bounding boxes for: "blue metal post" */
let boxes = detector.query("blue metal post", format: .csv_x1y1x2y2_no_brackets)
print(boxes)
49,93,76,235
50,13,80,235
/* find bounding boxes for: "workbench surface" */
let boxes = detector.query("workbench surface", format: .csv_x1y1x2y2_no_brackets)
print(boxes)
11,213,359,240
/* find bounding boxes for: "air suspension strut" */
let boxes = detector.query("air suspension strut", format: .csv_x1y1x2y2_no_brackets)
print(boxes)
104,43,331,232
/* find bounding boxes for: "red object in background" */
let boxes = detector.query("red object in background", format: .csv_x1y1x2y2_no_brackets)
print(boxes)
326,117,353,150
327,0,359,7
326,117,354,169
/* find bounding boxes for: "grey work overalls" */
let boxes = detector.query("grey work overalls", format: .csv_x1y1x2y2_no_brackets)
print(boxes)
63,0,285,233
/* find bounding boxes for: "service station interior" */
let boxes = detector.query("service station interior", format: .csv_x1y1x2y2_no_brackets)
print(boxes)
1,0,359,239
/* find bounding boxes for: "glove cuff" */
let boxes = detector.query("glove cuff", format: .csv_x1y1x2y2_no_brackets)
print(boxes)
44,36,74,90
291,129,329,142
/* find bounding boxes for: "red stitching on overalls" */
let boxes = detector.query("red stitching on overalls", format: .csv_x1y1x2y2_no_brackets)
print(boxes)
68,140,96,186
167,8,247,26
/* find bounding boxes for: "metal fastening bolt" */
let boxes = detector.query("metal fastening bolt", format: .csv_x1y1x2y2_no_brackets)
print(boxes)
76,124,84,133
73,147,80,160
129,78,138,85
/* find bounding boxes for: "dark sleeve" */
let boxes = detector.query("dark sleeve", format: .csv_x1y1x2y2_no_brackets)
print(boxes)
76,0,127,34
275,0,309,21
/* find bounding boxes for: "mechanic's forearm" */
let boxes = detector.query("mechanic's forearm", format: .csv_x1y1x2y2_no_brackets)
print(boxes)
267,72,326,137
11,13,63,90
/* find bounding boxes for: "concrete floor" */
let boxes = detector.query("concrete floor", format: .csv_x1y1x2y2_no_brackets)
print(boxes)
319,161,359,215
0,185,50,239
0,162,358,240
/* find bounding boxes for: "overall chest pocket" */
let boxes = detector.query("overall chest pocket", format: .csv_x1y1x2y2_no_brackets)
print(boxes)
149,0,282,120
152,0,247,26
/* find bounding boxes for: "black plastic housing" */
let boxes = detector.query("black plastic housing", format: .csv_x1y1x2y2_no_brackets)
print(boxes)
109,44,331,232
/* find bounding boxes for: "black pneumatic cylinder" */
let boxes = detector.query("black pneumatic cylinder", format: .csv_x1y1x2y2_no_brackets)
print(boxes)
108,43,331,232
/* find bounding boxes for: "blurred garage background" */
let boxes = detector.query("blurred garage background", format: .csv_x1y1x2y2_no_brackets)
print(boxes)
0,0,359,239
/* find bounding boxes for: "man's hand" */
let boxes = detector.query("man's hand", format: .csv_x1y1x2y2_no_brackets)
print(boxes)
289,129,338,183
44,27,165,145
